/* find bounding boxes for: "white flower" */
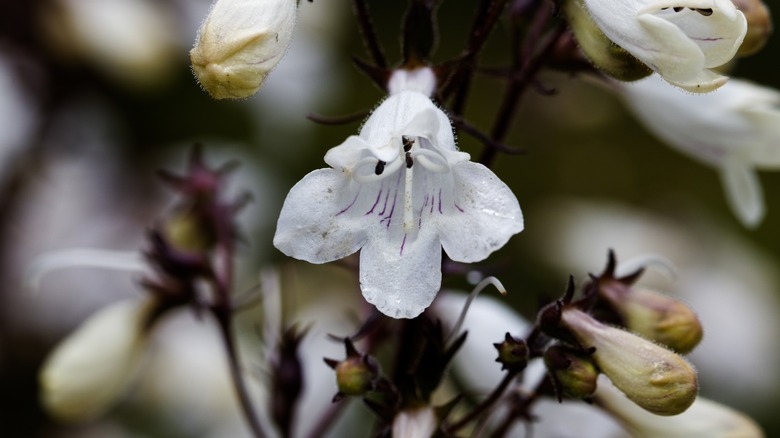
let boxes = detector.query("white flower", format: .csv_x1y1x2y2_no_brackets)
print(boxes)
39,297,157,422
596,377,764,437
618,74,780,227
392,406,438,438
40,0,180,89
190,0,297,99
581,0,746,92
273,90,523,319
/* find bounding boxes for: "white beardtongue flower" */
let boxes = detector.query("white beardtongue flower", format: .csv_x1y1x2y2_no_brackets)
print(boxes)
581,0,747,92
273,70,523,319
596,377,764,437
39,297,157,422
618,74,780,227
190,0,297,99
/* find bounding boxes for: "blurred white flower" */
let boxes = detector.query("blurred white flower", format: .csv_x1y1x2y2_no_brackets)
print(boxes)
274,88,523,318
596,377,764,437
617,74,780,227
581,0,746,92
392,406,437,438
39,297,157,422
39,0,181,89
190,0,298,99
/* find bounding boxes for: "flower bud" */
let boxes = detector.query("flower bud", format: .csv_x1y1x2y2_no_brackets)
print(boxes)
600,280,703,354
324,339,379,399
190,0,297,99
561,0,651,81
596,378,764,437
39,297,158,422
560,308,698,416
544,345,599,400
733,0,773,57
493,332,529,372
39,0,179,90
162,211,217,253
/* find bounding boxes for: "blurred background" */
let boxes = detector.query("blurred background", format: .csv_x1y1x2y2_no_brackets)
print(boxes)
1,0,778,436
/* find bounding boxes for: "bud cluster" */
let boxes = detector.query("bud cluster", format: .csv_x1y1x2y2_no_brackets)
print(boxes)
537,251,702,417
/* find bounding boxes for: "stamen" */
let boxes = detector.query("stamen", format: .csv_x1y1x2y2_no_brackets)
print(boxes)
405,151,414,168
446,276,508,344
375,160,386,175
402,136,415,152
354,157,403,183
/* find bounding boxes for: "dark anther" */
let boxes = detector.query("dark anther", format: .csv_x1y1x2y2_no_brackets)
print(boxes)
673,6,683,12
402,136,415,152
695,8,713,16
405,152,413,168
374,160,386,175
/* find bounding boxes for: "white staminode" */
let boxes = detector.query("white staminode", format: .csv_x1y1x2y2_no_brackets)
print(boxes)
274,74,523,318
582,0,746,92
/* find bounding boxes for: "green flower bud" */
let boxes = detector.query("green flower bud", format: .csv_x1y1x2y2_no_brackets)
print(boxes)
561,0,652,81
544,345,599,400
733,0,773,57
600,280,703,354
162,211,217,253
493,332,529,372
324,339,379,399
561,308,698,416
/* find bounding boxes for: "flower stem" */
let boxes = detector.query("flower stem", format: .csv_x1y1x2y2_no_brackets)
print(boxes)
215,310,267,438
352,0,386,68
445,370,519,433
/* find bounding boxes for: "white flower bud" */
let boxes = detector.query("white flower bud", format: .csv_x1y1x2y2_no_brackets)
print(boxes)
190,0,297,99
561,308,698,416
39,0,180,89
39,297,157,422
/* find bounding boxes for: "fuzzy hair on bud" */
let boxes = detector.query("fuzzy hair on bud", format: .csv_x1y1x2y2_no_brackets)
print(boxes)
190,0,297,99
561,308,698,416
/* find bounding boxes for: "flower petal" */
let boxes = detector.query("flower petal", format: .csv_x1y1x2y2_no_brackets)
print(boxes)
274,169,367,263
324,135,372,170
720,159,764,228
359,226,441,319
438,162,523,263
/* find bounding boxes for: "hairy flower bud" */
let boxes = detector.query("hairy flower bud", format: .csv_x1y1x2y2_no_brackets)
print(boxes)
190,0,297,99
544,345,599,400
493,332,529,372
733,0,773,56
561,308,698,416
600,280,703,354
39,297,159,422
562,0,652,81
